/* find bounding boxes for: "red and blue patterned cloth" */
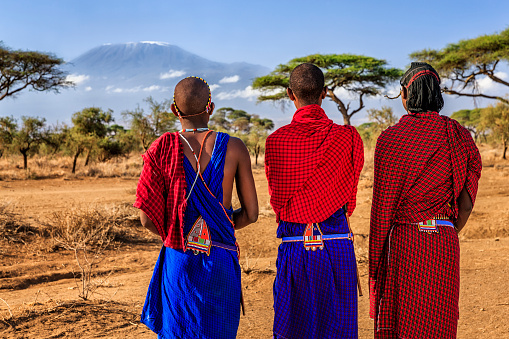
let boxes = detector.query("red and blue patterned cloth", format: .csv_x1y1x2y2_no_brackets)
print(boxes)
370,112,482,338
139,133,242,339
264,104,364,223
134,131,187,249
273,209,358,339
266,105,363,338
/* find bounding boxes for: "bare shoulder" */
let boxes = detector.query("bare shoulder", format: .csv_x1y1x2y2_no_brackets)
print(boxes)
226,136,250,159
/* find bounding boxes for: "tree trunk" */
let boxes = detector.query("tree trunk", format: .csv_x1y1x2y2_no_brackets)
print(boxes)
503,138,507,160
72,149,82,174
20,149,28,170
84,149,91,166
343,114,351,126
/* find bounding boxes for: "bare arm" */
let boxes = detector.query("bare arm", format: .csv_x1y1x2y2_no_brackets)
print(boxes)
140,210,160,236
455,185,473,234
231,139,258,230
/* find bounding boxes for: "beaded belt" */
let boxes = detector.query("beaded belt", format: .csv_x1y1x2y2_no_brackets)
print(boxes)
211,241,238,252
415,219,454,233
282,232,353,251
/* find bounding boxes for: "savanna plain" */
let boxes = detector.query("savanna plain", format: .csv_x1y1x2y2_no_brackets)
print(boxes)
0,145,508,338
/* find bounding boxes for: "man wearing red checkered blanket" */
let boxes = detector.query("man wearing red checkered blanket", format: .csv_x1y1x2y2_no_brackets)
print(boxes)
369,62,482,339
265,63,364,339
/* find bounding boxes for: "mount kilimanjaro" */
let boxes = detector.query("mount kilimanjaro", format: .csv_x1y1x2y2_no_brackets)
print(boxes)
0,42,272,124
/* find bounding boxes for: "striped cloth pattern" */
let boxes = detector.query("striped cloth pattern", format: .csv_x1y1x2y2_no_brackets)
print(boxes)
273,209,358,339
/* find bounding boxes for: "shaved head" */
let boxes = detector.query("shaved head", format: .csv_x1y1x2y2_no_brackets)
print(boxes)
289,63,325,104
173,77,211,117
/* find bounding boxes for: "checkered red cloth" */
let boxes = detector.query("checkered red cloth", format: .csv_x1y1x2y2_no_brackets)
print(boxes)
265,104,364,223
134,132,187,249
369,112,482,337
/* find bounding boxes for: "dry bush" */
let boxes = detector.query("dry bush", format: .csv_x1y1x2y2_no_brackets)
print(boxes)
48,204,146,300
0,154,143,180
0,201,44,244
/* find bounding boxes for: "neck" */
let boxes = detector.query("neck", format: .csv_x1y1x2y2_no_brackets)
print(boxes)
296,102,320,109
180,119,209,130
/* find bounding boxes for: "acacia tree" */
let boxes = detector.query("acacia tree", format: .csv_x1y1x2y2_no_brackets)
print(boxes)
410,28,509,104
357,106,398,148
0,116,16,158
0,116,45,169
69,107,113,173
210,108,274,164
481,102,509,159
451,108,483,142
122,96,178,151
0,43,72,101
252,54,402,125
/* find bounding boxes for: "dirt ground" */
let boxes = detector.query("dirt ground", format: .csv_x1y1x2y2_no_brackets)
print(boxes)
1,148,508,338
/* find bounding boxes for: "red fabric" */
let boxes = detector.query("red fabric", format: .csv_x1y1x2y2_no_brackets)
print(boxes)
264,104,364,223
369,112,482,337
134,132,187,249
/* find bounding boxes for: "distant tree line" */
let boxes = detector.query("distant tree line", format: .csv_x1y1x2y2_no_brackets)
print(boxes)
0,96,275,172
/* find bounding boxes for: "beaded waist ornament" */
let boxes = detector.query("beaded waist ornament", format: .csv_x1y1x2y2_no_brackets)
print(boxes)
185,216,212,255
303,223,324,251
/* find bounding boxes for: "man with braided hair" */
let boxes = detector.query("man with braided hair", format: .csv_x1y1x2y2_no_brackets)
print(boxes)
134,76,258,338
369,62,482,338
265,63,364,338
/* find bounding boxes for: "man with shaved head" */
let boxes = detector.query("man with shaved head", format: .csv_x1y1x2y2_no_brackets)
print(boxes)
134,76,259,338
265,63,364,338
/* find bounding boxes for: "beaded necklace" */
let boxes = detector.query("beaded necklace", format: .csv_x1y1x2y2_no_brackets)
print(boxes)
180,127,210,133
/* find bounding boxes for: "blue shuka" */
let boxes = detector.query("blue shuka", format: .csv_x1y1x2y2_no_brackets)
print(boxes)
273,208,358,339
141,132,241,339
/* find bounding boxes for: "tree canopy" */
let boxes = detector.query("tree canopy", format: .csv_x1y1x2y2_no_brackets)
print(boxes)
0,43,72,101
252,54,402,125
122,96,178,151
410,28,509,104
451,108,482,141
209,107,274,164
480,102,509,159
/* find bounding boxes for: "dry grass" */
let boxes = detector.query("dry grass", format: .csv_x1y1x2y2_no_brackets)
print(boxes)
0,201,44,244
0,154,143,180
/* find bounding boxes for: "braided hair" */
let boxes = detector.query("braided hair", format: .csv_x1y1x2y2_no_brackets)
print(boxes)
400,62,444,113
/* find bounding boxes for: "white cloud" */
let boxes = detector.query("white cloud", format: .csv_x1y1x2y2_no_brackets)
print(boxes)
477,72,508,92
66,74,90,85
143,85,161,92
85,86,92,92
160,69,186,80
209,84,221,92
106,85,163,94
140,41,170,46
215,85,281,101
219,75,240,84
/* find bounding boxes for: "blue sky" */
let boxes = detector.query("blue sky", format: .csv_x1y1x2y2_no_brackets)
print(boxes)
1,0,509,125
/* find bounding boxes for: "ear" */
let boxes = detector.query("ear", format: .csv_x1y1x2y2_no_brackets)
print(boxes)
208,102,215,116
170,103,180,117
287,87,296,101
321,87,327,100
401,86,408,100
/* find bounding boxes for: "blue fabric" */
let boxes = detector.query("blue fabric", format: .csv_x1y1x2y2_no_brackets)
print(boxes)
141,132,241,339
274,208,358,339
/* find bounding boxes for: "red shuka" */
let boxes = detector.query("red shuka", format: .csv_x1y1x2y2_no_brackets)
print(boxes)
134,132,187,249
264,104,364,223
369,112,482,338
